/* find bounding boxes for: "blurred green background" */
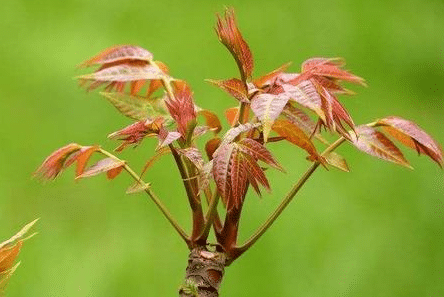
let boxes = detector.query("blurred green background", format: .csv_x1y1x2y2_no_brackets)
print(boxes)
1,0,443,296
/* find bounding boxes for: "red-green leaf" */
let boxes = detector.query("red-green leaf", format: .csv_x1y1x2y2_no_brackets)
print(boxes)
253,62,292,88
220,123,260,146
212,143,236,207
157,129,181,149
78,64,165,84
215,8,254,80
65,145,100,177
78,158,126,179
238,138,283,171
225,107,239,126
34,143,82,179
251,93,290,141
197,109,222,134
207,78,248,102
351,126,412,168
178,148,204,170
0,219,38,294
376,116,443,167
78,45,153,68
205,138,221,160
302,57,365,86
283,104,319,137
281,80,324,118
108,119,163,152
100,92,169,121
324,152,350,172
272,119,322,162
146,61,169,98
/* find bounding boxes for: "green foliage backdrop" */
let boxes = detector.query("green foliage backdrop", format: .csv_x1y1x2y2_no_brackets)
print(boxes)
0,0,443,296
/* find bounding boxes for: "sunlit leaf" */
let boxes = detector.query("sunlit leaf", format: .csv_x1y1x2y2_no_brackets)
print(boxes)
220,123,260,147
207,78,248,102
78,158,126,179
253,62,292,88
34,143,82,180
324,152,350,172
351,126,412,168
376,116,443,167
65,146,100,177
238,138,282,171
205,138,222,160
157,129,181,149
272,119,322,162
251,93,290,141
78,45,153,68
100,92,168,121
178,148,204,170
78,64,165,83
197,109,222,134
225,107,239,126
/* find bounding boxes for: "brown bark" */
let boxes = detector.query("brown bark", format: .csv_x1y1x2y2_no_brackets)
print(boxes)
179,247,227,297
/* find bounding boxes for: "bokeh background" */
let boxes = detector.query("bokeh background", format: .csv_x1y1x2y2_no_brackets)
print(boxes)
1,0,443,296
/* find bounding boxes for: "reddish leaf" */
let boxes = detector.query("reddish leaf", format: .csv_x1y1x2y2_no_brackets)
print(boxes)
0,219,37,293
283,104,319,136
106,166,124,179
272,119,322,162
0,241,22,273
108,119,162,152
205,138,222,160
165,80,196,137
78,158,126,179
78,64,165,87
197,109,222,134
146,61,170,98
212,139,278,210
78,45,153,68
212,143,236,207
178,148,204,170
207,78,249,102
65,146,100,177
238,138,282,171
220,123,260,147
157,128,181,149
216,8,254,80
251,93,290,141
351,126,412,168
281,80,324,117
302,57,365,86
225,107,239,126
377,116,443,167
35,143,82,179
254,62,292,89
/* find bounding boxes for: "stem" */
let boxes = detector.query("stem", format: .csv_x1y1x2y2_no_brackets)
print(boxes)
197,192,220,242
170,146,205,241
234,137,346,257
99,148,190,246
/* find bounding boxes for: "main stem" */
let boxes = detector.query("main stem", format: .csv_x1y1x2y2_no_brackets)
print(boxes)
179,247,227,297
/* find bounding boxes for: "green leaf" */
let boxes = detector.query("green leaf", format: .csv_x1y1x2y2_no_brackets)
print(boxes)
100,92,169,121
